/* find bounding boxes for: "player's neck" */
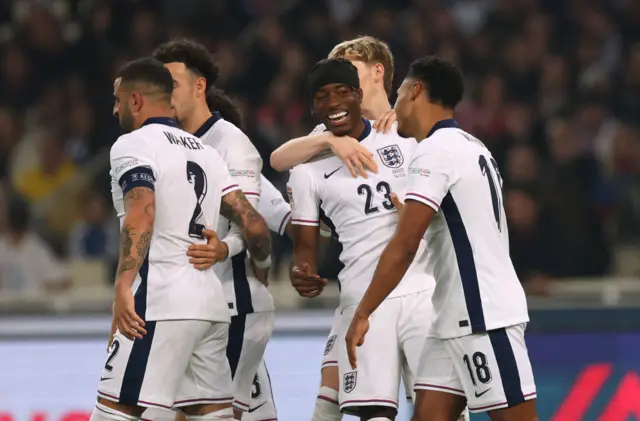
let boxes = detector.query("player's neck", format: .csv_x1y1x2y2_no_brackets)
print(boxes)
348,116,367,139
137,106,175,129
417,108,455,141
182,103,214,135
362,90,391,120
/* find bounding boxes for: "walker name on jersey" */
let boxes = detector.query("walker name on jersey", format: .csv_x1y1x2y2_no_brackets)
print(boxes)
164,131,204,150
229,169,257,178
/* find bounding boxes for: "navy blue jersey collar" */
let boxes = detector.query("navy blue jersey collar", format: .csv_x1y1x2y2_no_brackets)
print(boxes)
357,118,372,141
194,112,222,138
427,119,459,138
141,117,180,128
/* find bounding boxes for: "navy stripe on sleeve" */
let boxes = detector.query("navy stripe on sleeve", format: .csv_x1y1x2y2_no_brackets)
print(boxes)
118,166,155,195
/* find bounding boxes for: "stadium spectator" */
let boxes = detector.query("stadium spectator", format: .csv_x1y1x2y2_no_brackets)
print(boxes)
0,0,638,294
0,196,70,293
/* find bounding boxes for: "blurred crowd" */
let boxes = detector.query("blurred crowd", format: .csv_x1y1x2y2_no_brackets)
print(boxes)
0,0,639,297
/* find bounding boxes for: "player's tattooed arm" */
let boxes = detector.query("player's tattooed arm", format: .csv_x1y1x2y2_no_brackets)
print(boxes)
220,190,271,262
115,187,155,287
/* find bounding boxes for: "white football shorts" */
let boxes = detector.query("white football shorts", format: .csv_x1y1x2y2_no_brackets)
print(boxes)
336,289,434,415
321,307,341,369
244,359,278,421
227,311,275,412
97,320,233,410
414,323,537,413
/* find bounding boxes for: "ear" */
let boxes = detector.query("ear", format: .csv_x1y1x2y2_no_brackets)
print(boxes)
410,81,423,102
373,62,385,84
130,92,143,113
195,76,207,97
356,87,364,103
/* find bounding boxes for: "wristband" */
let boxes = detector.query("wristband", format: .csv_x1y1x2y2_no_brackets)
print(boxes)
223,237,244,259
253,255,272,269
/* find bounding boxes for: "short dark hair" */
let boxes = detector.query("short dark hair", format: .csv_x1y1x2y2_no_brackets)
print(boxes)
153,39,219,87
116,57,174,98
408,56,464,109
206,87,244,130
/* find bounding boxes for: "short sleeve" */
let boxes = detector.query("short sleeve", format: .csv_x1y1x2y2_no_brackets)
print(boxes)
110,135,158,196
308,123,326,135
405,139,455,212
206,146,242,197
258,175,292,236
222,130,262,203
287,166,320,227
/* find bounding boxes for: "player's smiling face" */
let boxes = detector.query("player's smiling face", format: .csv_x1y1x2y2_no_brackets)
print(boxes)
312,83,363,136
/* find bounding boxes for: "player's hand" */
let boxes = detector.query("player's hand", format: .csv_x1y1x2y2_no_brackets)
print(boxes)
290,263,328,298
390,193,404,214
187,229,228,270
373,109,397,134
326,134,378,178
113,284,146,340
345,310,370,369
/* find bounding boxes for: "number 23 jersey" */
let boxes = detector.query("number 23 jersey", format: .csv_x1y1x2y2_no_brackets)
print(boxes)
288,120,435,307
109,119,238,323
405,120,529,339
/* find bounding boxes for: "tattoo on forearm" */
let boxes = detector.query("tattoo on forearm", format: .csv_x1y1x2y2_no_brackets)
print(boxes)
116,187,155,278
221,190,271,261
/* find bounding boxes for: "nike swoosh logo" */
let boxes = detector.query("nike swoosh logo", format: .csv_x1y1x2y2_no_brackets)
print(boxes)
324,167,343,179
248,402,267,413
100,377,113,382
474,388,491,398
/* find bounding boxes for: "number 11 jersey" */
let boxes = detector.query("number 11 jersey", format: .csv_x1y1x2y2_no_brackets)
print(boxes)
109,118,239,323
405,119,529,339
288,119,434,307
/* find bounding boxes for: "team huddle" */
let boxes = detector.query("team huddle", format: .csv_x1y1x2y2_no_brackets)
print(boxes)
89,36,539,421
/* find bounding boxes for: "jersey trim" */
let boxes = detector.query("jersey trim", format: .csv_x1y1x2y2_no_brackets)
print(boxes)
232,250,254,314
222,184,240,194
140,117,180,128
405,192,440,212
278,211,292,236
426,118,459,138
193,112,222,138
488,328,526,408
291,218,320,226
440,193,486,332
118,166,155,195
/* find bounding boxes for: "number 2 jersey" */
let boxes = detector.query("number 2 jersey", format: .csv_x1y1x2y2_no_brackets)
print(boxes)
405,119,529,339
288,119,435,307
109,117,238,323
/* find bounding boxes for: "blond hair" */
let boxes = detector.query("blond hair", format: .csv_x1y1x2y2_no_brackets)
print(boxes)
328,36,395,95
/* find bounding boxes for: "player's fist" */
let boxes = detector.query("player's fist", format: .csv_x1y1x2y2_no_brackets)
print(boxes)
345,310,370,369
327,134,378,178
113,284,146,341
390,193,404,214
187,229,228,270
290,262,328,298
373,109,397,134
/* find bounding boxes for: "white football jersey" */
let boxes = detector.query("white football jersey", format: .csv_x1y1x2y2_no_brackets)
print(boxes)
109,117,237,322
259,174,292,237
196,114,271,314
405,119,529,339
288,120,435,307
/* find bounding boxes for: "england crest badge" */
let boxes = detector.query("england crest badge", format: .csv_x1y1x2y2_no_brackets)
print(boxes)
324,335,337,355
377,145,404,168
343,371,358,393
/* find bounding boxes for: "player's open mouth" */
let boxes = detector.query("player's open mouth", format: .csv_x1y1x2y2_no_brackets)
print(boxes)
327,111,349,124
